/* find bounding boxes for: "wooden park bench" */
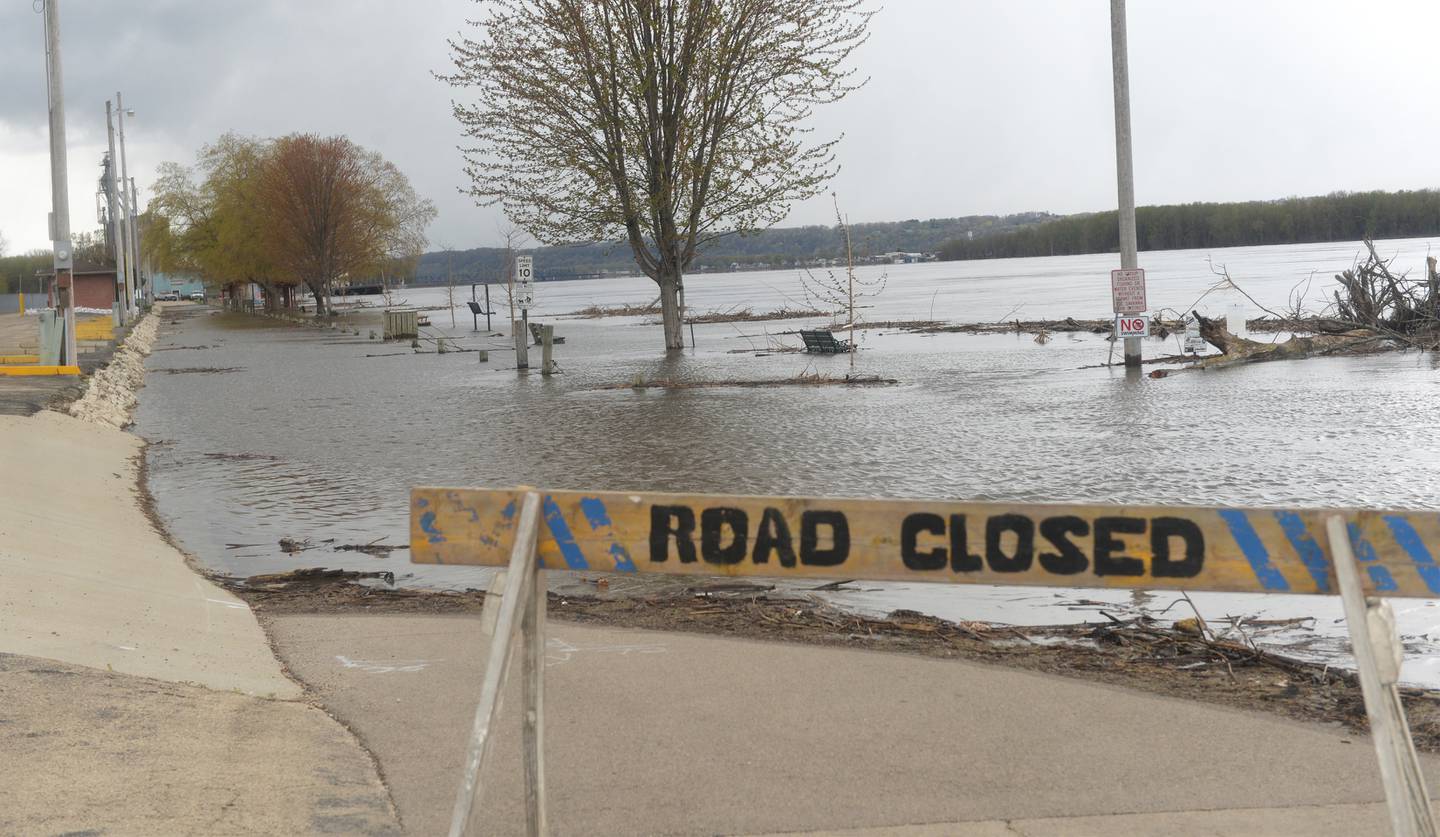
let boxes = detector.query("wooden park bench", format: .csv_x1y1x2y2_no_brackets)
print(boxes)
799,329,852,354
529,322,566,345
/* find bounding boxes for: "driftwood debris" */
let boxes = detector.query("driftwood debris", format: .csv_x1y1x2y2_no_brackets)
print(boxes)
334,541,409,557
241,567,396,587
1150,313,1392,377
1153,241,1438,377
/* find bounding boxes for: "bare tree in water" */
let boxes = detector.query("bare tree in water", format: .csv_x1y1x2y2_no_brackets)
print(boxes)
441,0,872,351
800,194,886,368
260,134,433,315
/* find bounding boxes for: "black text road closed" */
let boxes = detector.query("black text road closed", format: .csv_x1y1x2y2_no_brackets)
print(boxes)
412,488,1440,597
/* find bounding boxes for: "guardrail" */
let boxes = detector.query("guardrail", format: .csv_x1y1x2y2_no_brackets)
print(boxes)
411,487,1440,837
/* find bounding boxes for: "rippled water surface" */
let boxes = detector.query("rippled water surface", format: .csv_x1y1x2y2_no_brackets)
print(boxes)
134,238,1440,683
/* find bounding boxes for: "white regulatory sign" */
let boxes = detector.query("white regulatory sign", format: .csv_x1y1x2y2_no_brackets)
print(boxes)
515,256,534,310
1183,318,1206,353
1115,315,1148,339
1111,268,1147,314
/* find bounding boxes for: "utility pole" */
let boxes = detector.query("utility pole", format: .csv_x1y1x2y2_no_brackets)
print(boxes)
117,93,138,314
1110,0,1141,369
105,101,128,324
129,175,142,305
43,0,77,367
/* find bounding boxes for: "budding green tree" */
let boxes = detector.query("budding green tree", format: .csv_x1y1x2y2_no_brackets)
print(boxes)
442,0,872,350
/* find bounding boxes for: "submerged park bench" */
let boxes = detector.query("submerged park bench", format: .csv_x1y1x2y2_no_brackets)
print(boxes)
799,329,851,354
529,322,565,345
411,488,1440,836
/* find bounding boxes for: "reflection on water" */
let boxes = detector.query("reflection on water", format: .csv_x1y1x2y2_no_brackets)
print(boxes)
133,238,1440,684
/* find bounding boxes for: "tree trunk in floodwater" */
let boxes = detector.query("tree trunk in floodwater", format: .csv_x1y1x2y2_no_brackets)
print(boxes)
1148,311,1391,378
657,268,684,351
304,278,328,315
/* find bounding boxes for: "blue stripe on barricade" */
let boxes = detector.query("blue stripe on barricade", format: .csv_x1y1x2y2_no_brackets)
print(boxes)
1274,511,1330,593
1348,522,1397,592
1383,515,1440,595
1220,509,1290,591
543,495,590,570
579,497,637,573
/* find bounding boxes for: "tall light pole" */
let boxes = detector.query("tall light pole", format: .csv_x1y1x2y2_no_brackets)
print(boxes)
129,175,142,305
105,101,129,324
42,0,77,366
1110,0,1141,369
116,93,138,314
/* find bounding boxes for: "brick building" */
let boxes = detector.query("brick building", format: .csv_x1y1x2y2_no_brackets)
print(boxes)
43,260,121,311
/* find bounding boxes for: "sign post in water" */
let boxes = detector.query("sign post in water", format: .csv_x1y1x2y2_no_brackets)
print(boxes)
515,256,534,370
515,256,534,311
1115,314,1148,339
1183,317,1206,354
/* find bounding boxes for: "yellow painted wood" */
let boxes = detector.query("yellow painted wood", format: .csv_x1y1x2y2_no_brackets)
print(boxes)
0,365,81,376
411,487,1440,598
74,317,114,341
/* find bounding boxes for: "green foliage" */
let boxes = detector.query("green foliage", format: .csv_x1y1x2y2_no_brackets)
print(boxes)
149,132,434,308
0,250,53,294
938,191,1440,261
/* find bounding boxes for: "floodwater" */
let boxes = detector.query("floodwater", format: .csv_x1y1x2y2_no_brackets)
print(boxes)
134,237,1440,685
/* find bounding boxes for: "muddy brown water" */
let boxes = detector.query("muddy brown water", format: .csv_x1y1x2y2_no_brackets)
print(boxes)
133,239,1440,684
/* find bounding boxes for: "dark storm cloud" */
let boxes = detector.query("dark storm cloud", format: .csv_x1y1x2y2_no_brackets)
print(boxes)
3,1,1439,252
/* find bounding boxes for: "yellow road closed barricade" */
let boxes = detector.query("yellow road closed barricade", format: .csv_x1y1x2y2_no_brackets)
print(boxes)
411,487,1440,837
412,488,1440,598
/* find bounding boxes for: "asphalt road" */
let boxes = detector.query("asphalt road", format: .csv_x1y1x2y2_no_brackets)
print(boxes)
265,612,1440,836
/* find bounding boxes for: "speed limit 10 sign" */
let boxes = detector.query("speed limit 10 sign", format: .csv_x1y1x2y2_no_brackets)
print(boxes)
515,256,534,310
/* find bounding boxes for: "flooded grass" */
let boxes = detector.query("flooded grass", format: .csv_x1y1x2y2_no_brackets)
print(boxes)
566,301,662,317
685,306,829,324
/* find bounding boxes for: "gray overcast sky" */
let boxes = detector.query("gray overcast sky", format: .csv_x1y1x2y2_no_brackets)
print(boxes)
2,1,1438,253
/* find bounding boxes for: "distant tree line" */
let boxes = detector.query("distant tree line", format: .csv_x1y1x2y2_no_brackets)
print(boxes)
938,190,1440,261
0,250,51,295
413,212,1057,285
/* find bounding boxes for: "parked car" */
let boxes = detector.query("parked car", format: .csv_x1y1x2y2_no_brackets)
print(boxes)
157,291,181,301
188,291,206,302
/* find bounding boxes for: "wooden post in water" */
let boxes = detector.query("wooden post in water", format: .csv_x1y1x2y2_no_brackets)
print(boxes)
541,325,555,376
1110,0,1142,369
515,316,529,370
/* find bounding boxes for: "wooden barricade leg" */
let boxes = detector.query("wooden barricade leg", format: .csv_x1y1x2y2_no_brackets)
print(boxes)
1328,515,1438,837
450,491,542,837
523,565,548,836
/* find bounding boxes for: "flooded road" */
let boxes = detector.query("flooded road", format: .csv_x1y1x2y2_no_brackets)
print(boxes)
134,237,1440,684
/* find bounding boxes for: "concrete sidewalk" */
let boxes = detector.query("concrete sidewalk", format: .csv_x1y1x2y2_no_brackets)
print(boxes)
265,612,1440,836
0,410,399,833
1,410,294,694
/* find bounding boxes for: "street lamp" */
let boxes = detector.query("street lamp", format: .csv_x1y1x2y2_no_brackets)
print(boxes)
116,95,139,314
105,101,130,321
